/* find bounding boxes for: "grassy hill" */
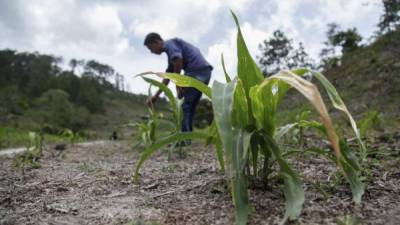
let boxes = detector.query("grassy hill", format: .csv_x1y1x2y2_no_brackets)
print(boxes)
326,29,400,118
279,29,400,130
0,49,171,148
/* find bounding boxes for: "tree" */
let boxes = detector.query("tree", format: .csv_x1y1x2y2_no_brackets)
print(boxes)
378,0,400,33
332,28,363,54
77,75,105,113
258,30,315,76
319,23,362,69
69,59,85,74
258,30,293,75
319,23,341,68
29,89,74,130
115,73,125,91
289,42,315,70
56,72,81,102
84,60,115,79
0,49,131,132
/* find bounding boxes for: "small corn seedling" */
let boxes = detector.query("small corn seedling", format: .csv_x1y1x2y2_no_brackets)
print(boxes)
142,77,183,135
60,128,85,145
129,109,159,148
135,11,366,225
129,78,190,157
358,110,383,138
13,131,44,175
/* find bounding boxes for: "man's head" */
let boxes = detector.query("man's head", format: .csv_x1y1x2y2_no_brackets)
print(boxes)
144,32,164,55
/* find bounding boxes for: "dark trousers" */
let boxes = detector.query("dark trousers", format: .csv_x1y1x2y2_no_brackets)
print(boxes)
181,67,212,132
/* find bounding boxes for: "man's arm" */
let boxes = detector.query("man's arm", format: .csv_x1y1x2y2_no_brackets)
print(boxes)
154,58,182,98
152,78,170,99
146,58,183,106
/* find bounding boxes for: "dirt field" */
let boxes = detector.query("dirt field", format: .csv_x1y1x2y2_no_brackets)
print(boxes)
0,133,399,225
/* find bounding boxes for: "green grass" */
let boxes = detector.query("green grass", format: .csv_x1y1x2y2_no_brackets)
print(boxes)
0,126,66,149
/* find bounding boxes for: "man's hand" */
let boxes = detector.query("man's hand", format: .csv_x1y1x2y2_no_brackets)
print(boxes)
176,86,184,99
146,95,158,108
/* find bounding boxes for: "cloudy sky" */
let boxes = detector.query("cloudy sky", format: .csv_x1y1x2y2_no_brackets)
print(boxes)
0,0,383,94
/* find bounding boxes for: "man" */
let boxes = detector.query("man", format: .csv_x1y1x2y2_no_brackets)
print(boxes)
144,32,212,138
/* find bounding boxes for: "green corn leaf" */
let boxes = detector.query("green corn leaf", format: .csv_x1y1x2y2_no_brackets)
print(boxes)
142,77,177,111
212,80,250,225
291,69,365,202
264,135,304,223
142,77,180,127
231,11,264,128
162,73,212,98
260,71,342,165
275,123,298,142
230,10,264,91
339,139,364,203
262,70,364,204
214,133,225,172
249,86,265,130
134,132,209,181
136,72,212,98
233,129,252,225
249,84,275,134
232,79,249,128
208,121,225,172
221,53,232,82
250,134,259,177
310,70,366,155
359,111,381,137
212,80,236,157
298,120,327,136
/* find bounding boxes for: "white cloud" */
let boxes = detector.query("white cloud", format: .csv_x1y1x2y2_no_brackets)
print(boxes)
206,20,269,83
0,0,383,94
206,29,237,82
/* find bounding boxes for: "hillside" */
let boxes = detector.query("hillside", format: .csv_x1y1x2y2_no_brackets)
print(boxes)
325,29,400,118
280,29,400,128
0,50,169,148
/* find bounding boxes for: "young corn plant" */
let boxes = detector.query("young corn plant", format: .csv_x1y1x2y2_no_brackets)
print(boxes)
142,77,183,135
60,128,85,145
135,11,365,225
13,131,44,175
130,109,159,148
127,78,177,149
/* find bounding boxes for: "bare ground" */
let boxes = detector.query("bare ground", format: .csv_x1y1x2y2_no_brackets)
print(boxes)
0,133,399,225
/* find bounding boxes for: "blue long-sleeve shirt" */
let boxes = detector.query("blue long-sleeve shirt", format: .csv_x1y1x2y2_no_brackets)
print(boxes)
163,38,212,73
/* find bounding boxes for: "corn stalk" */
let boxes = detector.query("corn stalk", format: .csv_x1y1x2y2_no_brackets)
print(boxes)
134,11,365,225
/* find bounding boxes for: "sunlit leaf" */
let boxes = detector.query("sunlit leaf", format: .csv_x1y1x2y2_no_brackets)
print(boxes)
221,53,232,82
212,80,250,225
264,135,304,223
311,70,366,157
136,71,212,98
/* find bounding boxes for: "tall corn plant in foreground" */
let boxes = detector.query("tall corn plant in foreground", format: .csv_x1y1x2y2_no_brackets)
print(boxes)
135,11,365,225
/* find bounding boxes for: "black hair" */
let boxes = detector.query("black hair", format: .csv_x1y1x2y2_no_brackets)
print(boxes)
144,32,163,45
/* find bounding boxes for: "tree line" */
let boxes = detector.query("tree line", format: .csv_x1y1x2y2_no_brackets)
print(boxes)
257,0,400,75
0,50,144,133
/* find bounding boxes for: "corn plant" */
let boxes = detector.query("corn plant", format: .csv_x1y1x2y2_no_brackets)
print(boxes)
129,109,159,148
135,11,365,225
13,131,44,173
358,110,383,138
133,75,224,175
142,77,183,135
60,128,85,145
